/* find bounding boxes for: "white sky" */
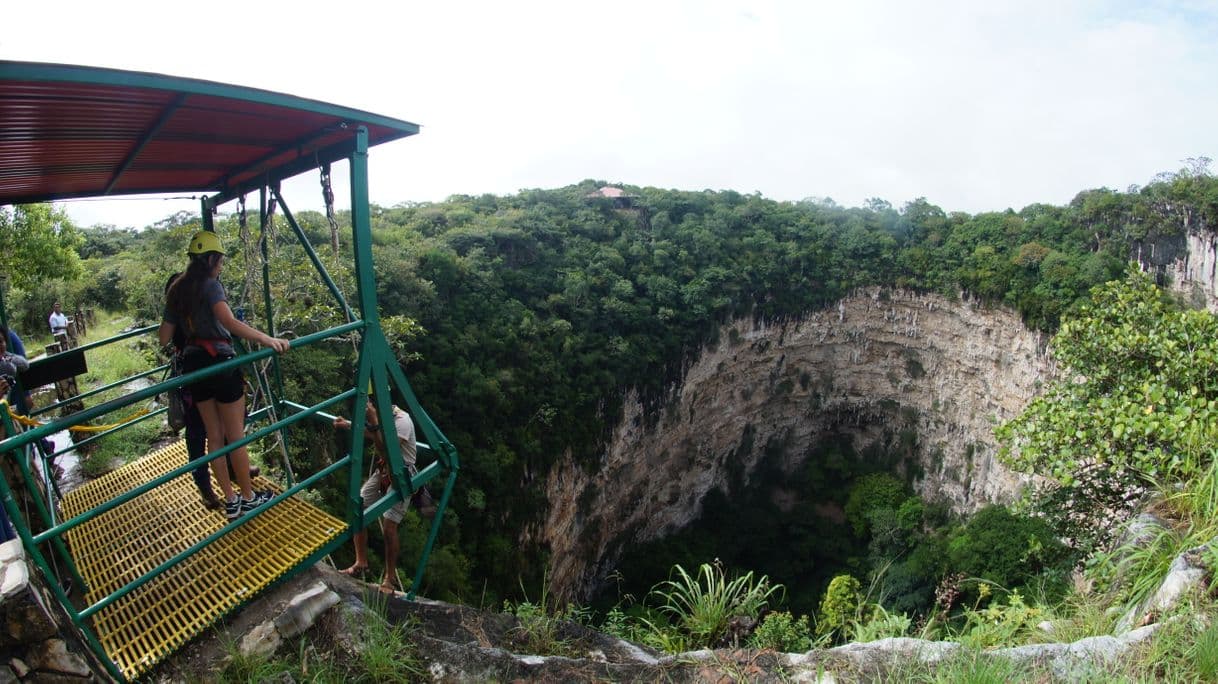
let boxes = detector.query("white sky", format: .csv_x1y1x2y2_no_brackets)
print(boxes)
5,0,1218,229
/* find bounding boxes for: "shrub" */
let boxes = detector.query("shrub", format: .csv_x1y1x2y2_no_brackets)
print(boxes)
647,562,783,649
748,611,812,652
946,505,1066,602
999,267,1218,485
845,473,907,537
816,574,862,641
851,603,913,643
953,589,1046,649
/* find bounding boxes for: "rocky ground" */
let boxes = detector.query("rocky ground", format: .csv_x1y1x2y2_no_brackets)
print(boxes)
143,556,1192,683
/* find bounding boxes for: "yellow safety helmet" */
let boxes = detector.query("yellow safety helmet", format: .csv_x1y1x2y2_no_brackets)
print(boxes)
186,230,224,256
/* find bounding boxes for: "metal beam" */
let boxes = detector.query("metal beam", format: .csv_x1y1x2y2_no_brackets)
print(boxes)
102,93,186,195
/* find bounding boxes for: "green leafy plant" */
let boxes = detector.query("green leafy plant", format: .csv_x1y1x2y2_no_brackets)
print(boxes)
816,574,862,641
748,610,812,652
845,473,907,537
355,597,423,683
945,504,1067,604
647,561,783,649
503,577,581,657
953,589,1046,650
850,603,913,643
999,267,1218,485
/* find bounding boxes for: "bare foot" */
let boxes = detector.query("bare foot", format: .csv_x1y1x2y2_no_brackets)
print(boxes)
339,564,369,578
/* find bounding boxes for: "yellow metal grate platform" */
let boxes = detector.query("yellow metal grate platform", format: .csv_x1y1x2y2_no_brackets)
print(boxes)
59,441,346,680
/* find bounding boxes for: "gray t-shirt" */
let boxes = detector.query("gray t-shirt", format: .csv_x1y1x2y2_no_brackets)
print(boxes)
164,278,235,357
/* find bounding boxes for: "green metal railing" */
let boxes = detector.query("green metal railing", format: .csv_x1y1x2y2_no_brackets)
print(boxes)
0,127,459,681
0,308,457,678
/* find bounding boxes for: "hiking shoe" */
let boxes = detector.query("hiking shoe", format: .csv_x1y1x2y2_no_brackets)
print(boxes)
201,492,224,511
249,466,261,479
238,490,274,516
224,496,242,520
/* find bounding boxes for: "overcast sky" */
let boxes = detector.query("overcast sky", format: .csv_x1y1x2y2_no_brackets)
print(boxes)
5,0,1218,229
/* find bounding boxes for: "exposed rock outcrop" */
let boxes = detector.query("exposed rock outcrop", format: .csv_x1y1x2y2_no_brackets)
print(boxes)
1159,229,1218,311
152,565,1170,683
543,290,1053,601
1135,221,1213,311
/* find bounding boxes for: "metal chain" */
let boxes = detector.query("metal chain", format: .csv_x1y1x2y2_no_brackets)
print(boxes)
320,162,340,257
238,195,257,323
264,188,278,255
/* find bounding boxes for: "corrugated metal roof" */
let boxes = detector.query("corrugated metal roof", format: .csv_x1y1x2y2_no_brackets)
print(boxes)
0,61,419,205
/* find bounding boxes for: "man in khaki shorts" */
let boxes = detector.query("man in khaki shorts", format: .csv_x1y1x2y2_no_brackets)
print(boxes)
334,397,416,594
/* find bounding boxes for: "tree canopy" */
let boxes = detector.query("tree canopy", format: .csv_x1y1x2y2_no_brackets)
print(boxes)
0,204,81,290
7,162,1218,608
998,267,1218,484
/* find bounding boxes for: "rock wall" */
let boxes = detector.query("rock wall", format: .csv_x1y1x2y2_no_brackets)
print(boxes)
1159,229,1218,311
1129,220,1218,312
0,540,98,681
542,289,1053,601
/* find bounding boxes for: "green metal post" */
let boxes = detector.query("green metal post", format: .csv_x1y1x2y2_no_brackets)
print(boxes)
407,468,458,600
385,359,458,470
260,184,290,465
201,196,214,232
347,128,380,535
0,472,121,680
0,406,83,590
349,128,377,331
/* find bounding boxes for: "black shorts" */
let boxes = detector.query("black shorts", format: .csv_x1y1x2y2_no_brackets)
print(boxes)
181,350,244,404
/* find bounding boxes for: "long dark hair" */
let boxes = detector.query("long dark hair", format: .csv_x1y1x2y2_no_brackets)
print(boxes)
166,252,222,334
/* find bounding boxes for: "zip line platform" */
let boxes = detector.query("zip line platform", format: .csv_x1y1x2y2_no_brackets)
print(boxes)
59,440,347,680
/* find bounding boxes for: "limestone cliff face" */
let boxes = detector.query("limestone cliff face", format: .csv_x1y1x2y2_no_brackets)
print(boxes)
1160,229,1218,312
542,290,1053,601
1128,219,1218,312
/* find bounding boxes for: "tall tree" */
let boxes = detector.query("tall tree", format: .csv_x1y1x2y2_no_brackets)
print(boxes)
0,204,82,289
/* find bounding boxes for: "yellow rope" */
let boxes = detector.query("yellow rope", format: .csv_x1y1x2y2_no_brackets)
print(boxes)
5,405,151,433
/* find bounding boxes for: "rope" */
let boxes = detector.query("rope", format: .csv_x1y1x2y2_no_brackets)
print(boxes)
6,406,151,433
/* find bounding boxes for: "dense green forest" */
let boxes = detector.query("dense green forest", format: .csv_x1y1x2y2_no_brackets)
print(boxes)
3,161,1218,620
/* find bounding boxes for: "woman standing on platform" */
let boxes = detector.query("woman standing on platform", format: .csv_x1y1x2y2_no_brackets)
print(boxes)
159,231,290,520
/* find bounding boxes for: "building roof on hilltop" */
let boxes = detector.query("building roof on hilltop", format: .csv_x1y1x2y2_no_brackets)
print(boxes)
587,186,627,199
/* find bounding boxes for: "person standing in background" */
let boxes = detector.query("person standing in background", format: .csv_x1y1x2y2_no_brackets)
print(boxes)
48,302,68,337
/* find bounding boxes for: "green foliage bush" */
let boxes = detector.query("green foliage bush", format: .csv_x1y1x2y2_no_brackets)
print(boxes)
999,267,1218,485
945,505,1066,601
816,574,862,641
850,603,913,643
953,590,1046,650
845,473,907,537
748,611,812,652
